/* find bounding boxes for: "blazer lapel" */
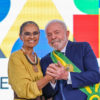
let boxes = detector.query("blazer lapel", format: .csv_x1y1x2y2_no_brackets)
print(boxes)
65,40,73,57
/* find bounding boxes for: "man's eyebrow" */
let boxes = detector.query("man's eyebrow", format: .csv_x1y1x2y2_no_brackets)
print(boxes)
54,30,60,32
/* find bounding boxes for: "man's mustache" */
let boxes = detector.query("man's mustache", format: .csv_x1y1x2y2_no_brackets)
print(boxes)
51,39,61,44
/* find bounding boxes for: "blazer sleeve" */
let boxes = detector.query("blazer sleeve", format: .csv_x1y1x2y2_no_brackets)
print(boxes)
70,42,100,88
8,53,42,99
40,58,58,98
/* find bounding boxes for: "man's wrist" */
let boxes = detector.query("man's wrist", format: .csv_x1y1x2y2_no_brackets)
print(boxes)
62,71,68,80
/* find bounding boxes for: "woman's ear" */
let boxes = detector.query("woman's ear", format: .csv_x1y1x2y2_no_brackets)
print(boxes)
19,34,23,41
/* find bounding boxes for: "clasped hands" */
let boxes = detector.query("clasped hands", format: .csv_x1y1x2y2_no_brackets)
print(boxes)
46,61,68,82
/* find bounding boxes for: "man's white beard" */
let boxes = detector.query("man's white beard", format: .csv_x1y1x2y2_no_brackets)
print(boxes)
50,38,67,50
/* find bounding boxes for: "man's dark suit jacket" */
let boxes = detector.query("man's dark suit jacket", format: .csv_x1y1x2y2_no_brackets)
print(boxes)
40,41,100,100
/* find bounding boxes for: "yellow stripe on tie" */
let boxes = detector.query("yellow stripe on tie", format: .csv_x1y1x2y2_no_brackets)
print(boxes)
84,86,92,94
95,83,100,92
53,51,67,67
53,51,74,72
0,0,63,58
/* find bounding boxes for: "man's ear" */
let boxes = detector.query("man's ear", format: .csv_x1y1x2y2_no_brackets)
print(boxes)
66,30,70,38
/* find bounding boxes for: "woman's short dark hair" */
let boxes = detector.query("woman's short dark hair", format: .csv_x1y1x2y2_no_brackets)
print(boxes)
19,21,39,35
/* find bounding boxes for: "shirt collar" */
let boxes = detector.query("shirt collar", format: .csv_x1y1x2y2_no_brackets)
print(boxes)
61,41,68,53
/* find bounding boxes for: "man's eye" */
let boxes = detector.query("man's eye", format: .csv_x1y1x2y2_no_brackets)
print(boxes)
55,31,59,34
24,32,30,35
47,33,52,37
33,31,39,35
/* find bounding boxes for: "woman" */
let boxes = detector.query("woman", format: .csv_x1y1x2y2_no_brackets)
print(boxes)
8,21,53,100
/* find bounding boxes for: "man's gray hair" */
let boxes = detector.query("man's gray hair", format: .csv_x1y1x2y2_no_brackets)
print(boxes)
45,19,67,32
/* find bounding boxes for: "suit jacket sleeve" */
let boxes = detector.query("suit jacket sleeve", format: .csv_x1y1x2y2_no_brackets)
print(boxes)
70,42,100,88
40,58,58,98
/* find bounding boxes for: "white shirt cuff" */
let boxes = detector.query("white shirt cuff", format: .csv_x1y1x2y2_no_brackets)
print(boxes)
50,81,56,89
67,72,72,84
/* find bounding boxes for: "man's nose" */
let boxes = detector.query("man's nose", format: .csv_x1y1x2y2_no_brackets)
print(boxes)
52,34,56,39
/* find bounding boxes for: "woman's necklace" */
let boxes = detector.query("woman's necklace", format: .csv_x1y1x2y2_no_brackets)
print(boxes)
21,47,38,72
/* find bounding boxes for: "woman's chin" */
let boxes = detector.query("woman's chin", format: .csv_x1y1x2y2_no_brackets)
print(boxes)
27,45,35,48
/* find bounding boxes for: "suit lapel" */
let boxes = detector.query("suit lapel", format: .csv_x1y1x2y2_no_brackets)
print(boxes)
65,40,73,57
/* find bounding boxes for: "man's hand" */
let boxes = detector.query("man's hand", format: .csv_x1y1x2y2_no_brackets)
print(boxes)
46,61,68,80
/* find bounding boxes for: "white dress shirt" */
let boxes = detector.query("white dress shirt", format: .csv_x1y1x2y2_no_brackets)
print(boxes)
50,42,72,89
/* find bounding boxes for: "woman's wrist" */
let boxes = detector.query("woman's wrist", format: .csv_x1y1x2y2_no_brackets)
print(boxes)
45,74,53,82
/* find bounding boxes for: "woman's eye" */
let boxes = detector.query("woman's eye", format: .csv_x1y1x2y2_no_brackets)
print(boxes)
24,32,31,35
33,31,39,35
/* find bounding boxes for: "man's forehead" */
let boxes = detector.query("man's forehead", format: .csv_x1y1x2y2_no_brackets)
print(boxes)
47,23,63,30
49,22,61,26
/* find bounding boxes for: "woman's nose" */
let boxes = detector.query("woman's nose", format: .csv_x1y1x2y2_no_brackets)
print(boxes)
31,34,34,38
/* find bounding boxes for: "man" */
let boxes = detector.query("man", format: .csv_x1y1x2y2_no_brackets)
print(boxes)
40,20,100,100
